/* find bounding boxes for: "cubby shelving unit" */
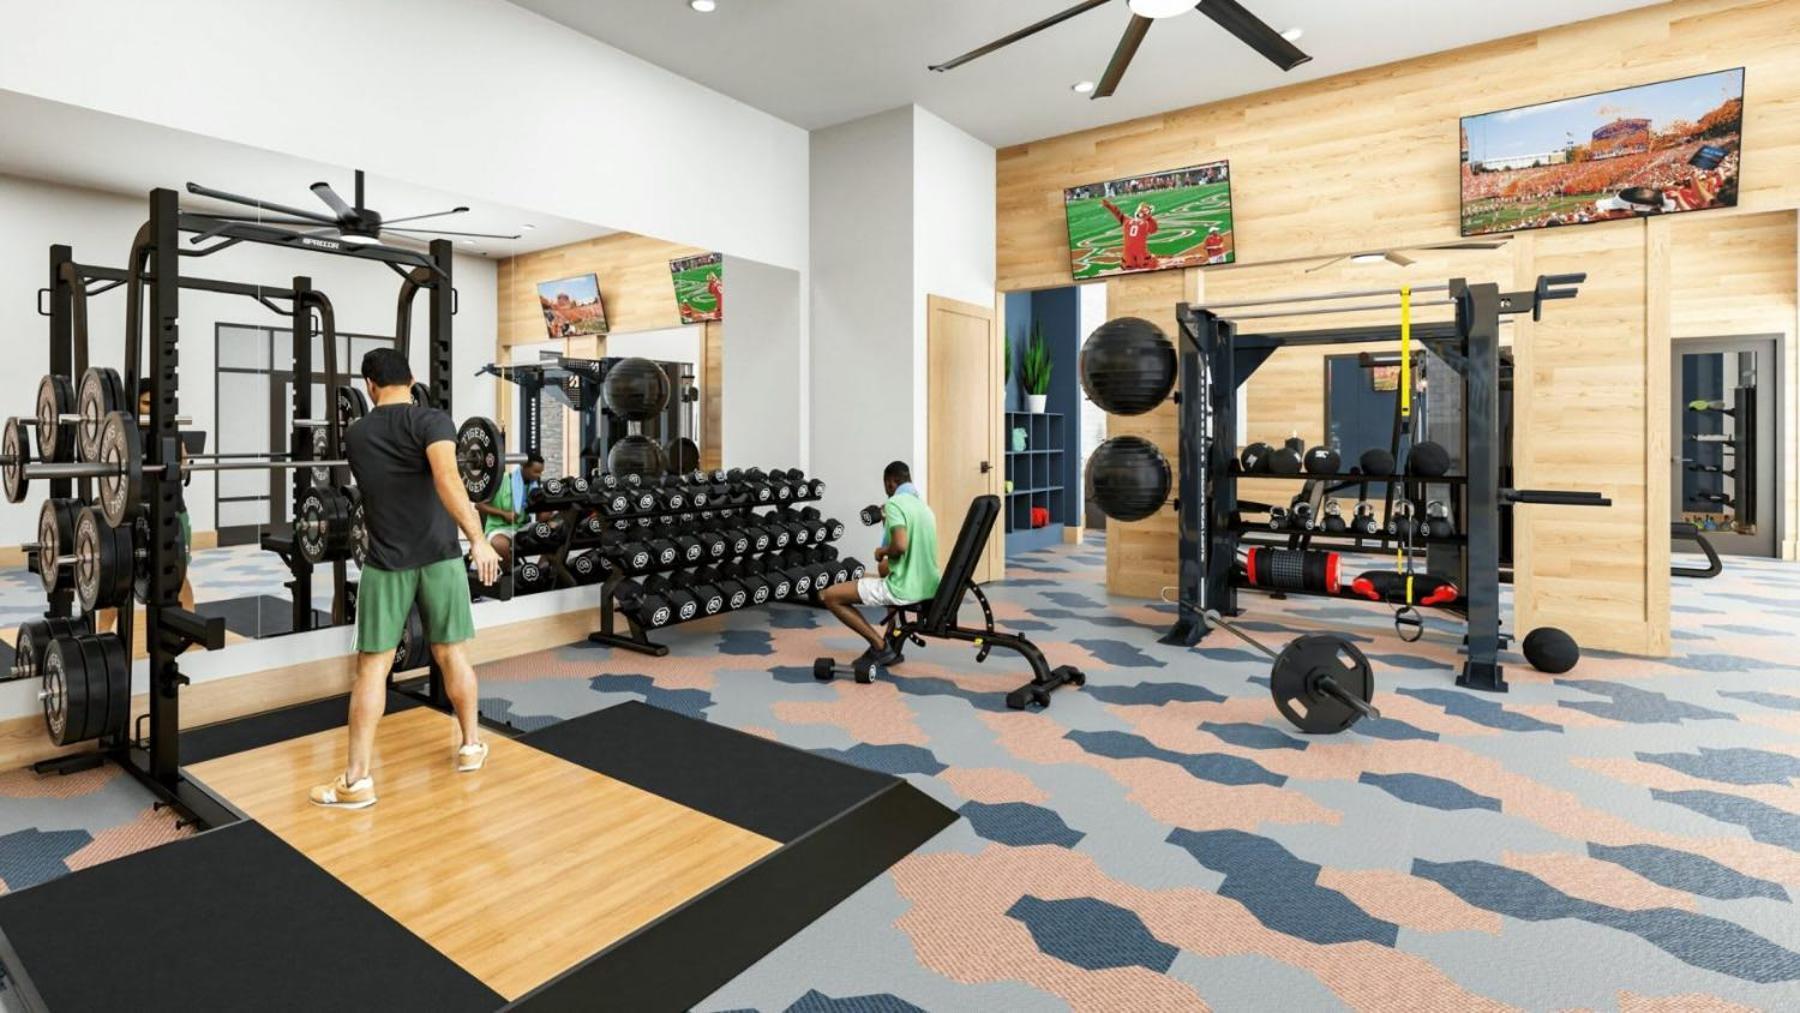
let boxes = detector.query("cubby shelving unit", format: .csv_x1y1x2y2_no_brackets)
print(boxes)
1004,410,1066,553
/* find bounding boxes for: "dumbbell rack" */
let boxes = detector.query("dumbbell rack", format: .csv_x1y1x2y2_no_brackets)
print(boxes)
18,188,458,831
1164,274,1601,693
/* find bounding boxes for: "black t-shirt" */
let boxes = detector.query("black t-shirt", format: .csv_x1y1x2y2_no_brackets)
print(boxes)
346,404,462,570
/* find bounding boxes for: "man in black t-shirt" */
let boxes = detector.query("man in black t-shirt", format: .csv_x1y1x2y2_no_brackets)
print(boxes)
310,348,502,809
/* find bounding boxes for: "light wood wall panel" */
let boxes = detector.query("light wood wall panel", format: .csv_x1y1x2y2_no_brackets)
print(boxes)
701,320,723,470
999,0,1800,654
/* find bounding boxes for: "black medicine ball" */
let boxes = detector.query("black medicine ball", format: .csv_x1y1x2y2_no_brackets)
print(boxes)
1078,317,1178,416
1522,627,1579,674
1268,447,1303,475
1304,446,1341,475
1359,448,1395,477
607,434,666,479
1240,442,1273,474
602,358,672,421
1407,440,1451,478
1085,436,1171,522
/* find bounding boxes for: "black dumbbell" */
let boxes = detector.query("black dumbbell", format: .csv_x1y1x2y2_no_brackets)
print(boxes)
842,557,867,581
859,504,883,527
619,580,676,629
670,530,706,564
593,487,632,515
720,559,773,606
654,484,688,512
1350,501,1380,536
807,477,826,499
643,574,700,624
699,564,751,611
683,568,728,616
798,506,836,544
740,522,773,554
516,559,552,593
607,538,656,575
645,536,681,570
693,529,729,560
569,549,608,585
713,523,752,558
755,557,794,600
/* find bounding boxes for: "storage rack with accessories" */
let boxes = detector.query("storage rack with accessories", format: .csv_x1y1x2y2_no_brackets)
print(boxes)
1159,274,1611,692
4,187,497,831
1003,409,1067,551
480,354,700,477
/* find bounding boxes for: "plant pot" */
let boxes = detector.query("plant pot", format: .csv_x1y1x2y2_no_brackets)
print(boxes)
1026,393,1048,413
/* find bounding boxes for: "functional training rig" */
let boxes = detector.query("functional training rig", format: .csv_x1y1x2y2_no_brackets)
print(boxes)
24,188,467,828
1162,274,1609,692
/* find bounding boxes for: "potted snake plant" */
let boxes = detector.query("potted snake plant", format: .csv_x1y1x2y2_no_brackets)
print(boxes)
1020,321,1052,413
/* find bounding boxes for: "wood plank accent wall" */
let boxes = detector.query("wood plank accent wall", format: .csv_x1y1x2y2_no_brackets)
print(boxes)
997,0,1800,655
494,232,721,465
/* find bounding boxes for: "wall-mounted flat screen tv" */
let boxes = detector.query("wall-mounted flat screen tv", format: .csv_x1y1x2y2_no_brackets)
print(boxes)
1063,160,1234,281
670,252,723,323
536,273,609,339
1460,68,1744,236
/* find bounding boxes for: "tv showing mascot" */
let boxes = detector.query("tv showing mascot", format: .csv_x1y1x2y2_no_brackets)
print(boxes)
1063,160,1234,281
1461,68,1744,236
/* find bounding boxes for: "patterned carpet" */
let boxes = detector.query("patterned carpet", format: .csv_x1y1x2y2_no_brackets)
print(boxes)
4,542,1800,1011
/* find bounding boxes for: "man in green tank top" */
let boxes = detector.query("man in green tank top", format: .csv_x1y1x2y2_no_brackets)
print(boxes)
819,461,941,666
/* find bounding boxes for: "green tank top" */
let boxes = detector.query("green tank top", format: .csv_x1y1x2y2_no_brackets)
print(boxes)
883,492,941,603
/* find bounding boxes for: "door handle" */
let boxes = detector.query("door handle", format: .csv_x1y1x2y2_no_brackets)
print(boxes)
979,460,992,474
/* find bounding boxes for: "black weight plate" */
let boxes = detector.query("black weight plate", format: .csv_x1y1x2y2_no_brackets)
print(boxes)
3,416,29,504
35,374,75,463
296,487,330,563
1270,634,1375,735
93,633,129,743
12,621,51,681
346,487,368,567
409,382,433,408
394,609,426,672
456,416,505,503
96,411,143,527
75,367,125,463
42,637,77,745
311,427,332,487
74,507,131,613
38,497,79,595
337,384,369,428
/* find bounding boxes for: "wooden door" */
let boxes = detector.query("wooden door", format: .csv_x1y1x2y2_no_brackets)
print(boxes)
927,295,1002,583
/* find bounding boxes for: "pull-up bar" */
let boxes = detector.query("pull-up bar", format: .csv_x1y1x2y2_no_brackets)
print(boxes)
1194,283,1453,312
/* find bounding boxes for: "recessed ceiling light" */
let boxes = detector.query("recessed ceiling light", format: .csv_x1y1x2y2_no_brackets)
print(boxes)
521,223,536,230
1071,80,1096,94
688,0,716,12
1350,252,1387,264
1281,27,1304,42
461,239,475,245
1128,0,1192,18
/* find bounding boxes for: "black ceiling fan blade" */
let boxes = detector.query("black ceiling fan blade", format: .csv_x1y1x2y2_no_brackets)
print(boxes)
184,182,337,224
379,206,472,226
1195,0,1310,71
1093,13,1152,98
928,0,1113,72
311,181,356,220
191,212,339,227
384,226,523,240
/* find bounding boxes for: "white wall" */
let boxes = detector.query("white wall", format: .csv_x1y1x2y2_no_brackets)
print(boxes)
0,174,499,541
0,0,808,274
809,107,917,526
603,326,701,371
721,257,805,471
808,106,996,527
912,107,998,469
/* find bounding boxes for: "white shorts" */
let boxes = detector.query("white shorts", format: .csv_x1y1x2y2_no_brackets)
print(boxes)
856,576,921,609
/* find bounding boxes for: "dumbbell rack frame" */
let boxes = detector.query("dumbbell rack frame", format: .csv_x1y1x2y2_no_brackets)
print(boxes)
27,188,459,830
1162,275,1588,693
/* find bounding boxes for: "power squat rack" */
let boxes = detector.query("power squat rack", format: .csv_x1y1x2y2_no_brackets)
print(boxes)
1160,274,1609,692
29,187,459,829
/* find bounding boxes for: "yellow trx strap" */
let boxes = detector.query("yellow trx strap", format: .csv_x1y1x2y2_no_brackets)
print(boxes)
1399,285,1412,419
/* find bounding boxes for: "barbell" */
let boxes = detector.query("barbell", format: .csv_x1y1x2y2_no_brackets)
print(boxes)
1199,609,1382,734
4,411,522,527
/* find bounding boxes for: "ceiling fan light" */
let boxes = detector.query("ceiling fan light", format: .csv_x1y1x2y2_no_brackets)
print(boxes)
1128,0,1193,18
1350,253,1387,265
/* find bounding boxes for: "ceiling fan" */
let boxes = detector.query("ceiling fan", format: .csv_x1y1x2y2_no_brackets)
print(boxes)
1305,238,1513,273
929,0,1309,99
184,169,521,247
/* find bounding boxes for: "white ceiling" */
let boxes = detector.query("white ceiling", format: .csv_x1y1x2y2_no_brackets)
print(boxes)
511,0,1666,146
0,89,609,259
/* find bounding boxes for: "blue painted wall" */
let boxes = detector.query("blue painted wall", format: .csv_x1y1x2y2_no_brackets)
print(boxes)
1004,291,1031,413
1031,288,1083,523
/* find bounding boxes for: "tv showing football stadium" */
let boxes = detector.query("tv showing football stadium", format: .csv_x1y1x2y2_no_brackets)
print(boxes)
1064,161,1234,281
670,252,723,323
1460,68,1744,237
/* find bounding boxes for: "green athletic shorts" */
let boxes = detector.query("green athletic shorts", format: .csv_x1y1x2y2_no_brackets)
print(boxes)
355,558,474,653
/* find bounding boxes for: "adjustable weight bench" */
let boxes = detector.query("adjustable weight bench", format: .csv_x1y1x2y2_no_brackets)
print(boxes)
846,494,1086,710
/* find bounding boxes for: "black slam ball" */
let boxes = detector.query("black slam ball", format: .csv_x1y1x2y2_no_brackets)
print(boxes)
1522,627,1580,674
1407,440,1451,477
1304,446,1341,475
602,358,672,421
1085,436,1171,522
1268,447,1304,475
607,434,667,479
1078,317,1177,416
1359,448,1395,477
1240,442,1273,474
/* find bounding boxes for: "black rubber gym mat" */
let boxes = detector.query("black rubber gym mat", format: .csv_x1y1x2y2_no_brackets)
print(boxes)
180,688,425,765
0,822,502,1013
520,700,896,843
196,593,333,639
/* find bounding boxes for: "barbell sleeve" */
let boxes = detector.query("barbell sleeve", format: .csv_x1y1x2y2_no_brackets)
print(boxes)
1316,674,1382,721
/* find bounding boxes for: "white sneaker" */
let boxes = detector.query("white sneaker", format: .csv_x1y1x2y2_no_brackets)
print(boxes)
456,741,489,772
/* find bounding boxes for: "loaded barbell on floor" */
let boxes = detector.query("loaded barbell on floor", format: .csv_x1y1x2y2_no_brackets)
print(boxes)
3,412,525,525
1198,608,1381,734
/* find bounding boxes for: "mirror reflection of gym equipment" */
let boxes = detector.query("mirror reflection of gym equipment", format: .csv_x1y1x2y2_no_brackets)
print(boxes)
1672,336,1777,559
